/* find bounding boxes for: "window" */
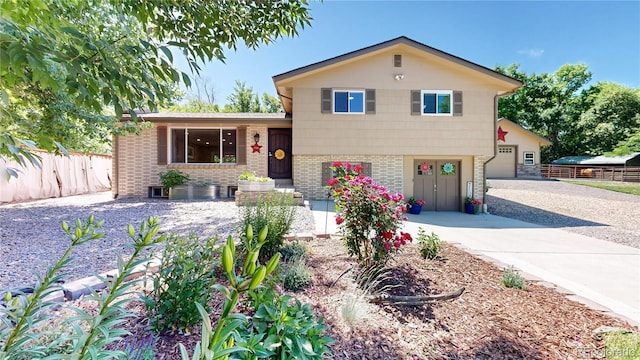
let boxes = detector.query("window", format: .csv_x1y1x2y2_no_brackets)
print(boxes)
422,90,452,115
170,128,237,164
334,90,364,113
524,152,535,165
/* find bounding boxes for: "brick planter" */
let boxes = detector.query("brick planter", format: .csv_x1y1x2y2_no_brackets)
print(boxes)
237,179,276,192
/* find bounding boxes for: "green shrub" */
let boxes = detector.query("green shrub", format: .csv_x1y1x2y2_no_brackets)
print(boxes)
239,193,296,262
417,227,443,260
232,287,333,359
283,260,311,292
142,233,218,334
180,225,282,360
501,266,527,290
158,169,190,189
279,240,309,262
0,216,165,359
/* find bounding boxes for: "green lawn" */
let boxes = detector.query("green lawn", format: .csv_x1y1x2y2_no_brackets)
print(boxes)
604,331,640,360
564,180,640,196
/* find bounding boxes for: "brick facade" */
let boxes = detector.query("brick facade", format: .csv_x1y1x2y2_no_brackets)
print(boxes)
293,154,404,200
114,125,269,198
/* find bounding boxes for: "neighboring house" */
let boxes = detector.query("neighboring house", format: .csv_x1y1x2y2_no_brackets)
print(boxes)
113,36,522,211
486,118,552,178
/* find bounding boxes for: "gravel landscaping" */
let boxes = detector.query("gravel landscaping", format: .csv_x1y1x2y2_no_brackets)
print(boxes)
0,192,315,293
1,178,637,294
486,179,640,249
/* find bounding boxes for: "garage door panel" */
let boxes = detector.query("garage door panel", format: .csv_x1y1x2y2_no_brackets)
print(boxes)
487,146,516,178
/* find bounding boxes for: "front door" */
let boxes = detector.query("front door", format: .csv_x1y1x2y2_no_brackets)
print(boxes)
268,128,292,179
413,160,460,211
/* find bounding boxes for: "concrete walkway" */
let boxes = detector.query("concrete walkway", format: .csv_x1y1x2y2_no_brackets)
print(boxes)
310,201,640,328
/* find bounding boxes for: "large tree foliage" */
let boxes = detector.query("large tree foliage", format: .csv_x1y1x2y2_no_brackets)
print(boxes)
0,0,311,174
496,64,592,163
577,82,640,155
496,63,640,162
221,80,283,113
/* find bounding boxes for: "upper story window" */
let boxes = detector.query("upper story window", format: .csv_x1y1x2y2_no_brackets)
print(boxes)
334,90,364,113
321,88,375,114
422,90,452,115
411,90,462,116
170,128,237,164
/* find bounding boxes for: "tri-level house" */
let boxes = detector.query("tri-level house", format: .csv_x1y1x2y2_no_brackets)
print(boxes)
113,36,523,211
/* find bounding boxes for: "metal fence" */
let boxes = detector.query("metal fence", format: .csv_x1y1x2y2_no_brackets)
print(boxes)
541,165,640,182
0,151,112,203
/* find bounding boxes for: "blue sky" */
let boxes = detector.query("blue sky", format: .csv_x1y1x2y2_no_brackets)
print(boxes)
176,1,640,104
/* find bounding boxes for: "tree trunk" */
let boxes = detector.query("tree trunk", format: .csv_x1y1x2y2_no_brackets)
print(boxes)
369,287,465,306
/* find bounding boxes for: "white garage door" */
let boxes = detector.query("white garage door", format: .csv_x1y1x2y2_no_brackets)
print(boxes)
487,146,516,178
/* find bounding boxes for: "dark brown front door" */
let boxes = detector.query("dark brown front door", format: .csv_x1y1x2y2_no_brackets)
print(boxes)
413,160,460,211
268,128,292,179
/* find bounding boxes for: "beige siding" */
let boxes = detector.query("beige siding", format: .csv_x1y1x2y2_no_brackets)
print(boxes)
285,48,502,157
114,124,270,198
497,120,546,166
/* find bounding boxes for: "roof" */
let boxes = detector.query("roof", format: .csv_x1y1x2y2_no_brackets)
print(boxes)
273,36,523,86
497,118,552,146
552,152,640,165
120,112,290,124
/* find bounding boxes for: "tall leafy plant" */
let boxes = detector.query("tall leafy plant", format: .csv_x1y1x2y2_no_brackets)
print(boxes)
0,216,165,359
327,162,412,266
239,193,296,262
180,225,281,360
143,233,218,334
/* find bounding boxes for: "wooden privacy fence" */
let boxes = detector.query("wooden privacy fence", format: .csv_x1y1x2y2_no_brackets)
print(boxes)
0,151,112,203
541,165,640,182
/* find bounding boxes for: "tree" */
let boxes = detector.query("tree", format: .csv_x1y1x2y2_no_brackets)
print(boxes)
496,63,593,163
1,0,311,175
262,93,284,113
222,81,283,113
223,81,263,113
577,82,640,155
168,76,221,112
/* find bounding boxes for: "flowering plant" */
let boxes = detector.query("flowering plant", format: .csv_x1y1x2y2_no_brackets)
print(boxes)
327,162,412,266
464,196,482,205
407,196,425,206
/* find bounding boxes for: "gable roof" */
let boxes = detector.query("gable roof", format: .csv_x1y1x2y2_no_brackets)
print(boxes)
272,36,523,113
498,118,552,146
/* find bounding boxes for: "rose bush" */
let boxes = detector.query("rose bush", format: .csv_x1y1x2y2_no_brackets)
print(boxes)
327,162,412,266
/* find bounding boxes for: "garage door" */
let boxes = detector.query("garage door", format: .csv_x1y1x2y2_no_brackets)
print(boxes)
487,146,516,178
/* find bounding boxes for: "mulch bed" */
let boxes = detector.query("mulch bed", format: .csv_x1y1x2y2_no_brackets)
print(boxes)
110,236,634,359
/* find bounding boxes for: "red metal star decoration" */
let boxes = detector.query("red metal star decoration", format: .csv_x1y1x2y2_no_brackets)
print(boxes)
251,142,262,153
497,126,508,142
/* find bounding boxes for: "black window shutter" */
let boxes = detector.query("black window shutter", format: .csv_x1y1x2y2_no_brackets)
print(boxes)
321,162,332,188
411,90,421,115
321,88,332,113
361,162,372,177
236,127,247,165
453,91,463,116
365,89,376,114
157,126,167,165
394,54,402,67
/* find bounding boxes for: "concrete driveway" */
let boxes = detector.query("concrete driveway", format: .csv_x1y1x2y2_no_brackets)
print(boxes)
310,201,640,328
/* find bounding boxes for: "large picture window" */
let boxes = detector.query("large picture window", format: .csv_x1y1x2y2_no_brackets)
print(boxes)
170,128,237,164
422,90,452,115
334,90,364,113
